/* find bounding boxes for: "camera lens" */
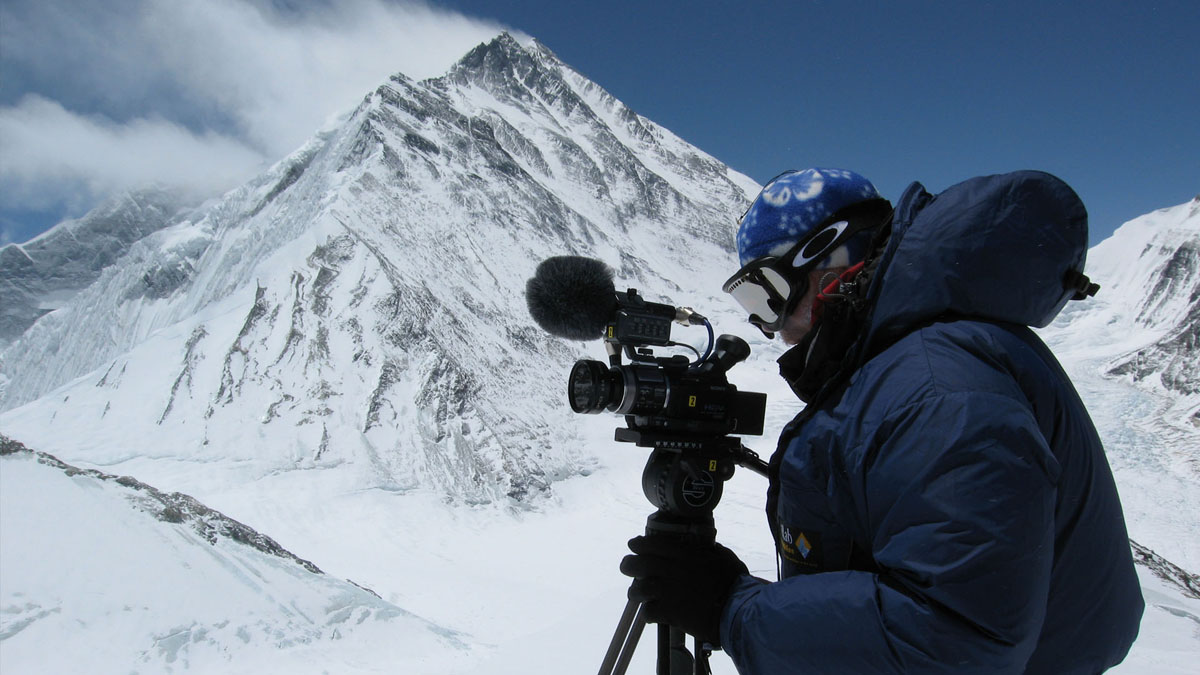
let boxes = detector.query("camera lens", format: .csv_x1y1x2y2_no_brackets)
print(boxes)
568,360,613,413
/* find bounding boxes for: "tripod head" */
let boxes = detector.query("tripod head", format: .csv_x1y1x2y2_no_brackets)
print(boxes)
597,431,768,675
617,428,768,521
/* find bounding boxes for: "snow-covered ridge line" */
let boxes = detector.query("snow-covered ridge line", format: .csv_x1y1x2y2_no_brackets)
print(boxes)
0,434,326,578
0,187,198,348
1131,540,1200,600
0,434,475,672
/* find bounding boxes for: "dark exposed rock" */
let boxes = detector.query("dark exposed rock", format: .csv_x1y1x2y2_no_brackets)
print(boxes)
212,284,271,410
137,259,195,300
1131,539,1200,599
252,149,318,216
1108,301,1200,396
159,326,209,424
1106,236,1200,402
0,435,324,575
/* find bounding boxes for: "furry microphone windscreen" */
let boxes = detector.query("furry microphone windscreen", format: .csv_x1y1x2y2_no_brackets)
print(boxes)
525,256,619,340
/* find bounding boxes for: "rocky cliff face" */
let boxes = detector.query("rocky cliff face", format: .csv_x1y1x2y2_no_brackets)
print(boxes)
0,34,758,504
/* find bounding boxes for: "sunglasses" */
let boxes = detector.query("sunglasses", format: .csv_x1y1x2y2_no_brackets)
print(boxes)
723,203,885,335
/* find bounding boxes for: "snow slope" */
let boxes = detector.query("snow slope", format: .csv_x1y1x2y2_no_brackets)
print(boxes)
0,437,473,674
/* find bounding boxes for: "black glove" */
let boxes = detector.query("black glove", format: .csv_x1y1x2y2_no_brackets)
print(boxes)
619,535,749,648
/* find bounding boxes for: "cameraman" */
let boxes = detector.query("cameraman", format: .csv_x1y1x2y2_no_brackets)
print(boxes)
621,168,1144,673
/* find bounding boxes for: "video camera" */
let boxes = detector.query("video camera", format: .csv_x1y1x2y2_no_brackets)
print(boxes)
526,256,768,516
567,287,767,440
526,256,770,673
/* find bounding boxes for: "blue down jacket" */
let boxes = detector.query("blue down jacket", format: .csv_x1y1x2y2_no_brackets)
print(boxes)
720,172,1144,673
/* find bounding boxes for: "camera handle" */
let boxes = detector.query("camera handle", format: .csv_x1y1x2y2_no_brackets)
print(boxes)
598,439,766,675
598,510,718,675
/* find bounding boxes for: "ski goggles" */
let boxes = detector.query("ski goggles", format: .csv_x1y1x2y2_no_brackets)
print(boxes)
722,205,883,334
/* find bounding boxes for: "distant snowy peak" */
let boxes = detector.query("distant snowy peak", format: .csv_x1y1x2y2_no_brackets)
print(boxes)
1088,197,1200,416
0,186,196,346
1087,196,1200,329
444,32,558,96
436,33,758,225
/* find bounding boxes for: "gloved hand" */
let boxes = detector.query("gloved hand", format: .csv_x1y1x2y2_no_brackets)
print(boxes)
619,535,749,648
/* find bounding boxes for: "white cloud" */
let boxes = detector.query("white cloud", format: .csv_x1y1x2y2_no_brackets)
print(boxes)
120,0,511,157
0,0,510,232
0,95,267,210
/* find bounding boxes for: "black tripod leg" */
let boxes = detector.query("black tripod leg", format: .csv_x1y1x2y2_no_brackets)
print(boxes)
598,599,648,675
664,625,694,675
694,635,713,675
600,507,722,674
599,598,639,672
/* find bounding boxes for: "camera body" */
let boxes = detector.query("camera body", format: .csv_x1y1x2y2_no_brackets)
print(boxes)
528,258,769,667
564,288,767,515
569,344,767,438
567,289,766,437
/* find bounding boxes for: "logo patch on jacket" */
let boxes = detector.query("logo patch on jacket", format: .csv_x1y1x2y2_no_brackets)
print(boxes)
780,524,822,570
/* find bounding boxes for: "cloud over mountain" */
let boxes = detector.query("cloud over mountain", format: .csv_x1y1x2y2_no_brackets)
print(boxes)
0,0,512,243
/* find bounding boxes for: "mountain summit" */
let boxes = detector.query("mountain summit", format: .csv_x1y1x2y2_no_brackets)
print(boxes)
0,34,758,503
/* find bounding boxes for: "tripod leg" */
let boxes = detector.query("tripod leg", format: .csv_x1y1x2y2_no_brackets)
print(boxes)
694,635,713,675
665,626,694,675
599,598,639,674
658,624,669,675
598,599,648,675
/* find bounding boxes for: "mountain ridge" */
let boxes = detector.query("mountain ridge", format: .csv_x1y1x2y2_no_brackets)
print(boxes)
0,34,760,505
0,434,472,672
0,186,197,349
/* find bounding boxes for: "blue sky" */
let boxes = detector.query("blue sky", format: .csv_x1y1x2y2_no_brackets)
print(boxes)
443,0,1198,245
2,0,1197,246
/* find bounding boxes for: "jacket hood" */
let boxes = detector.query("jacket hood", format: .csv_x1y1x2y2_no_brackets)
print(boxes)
860,171,1090,354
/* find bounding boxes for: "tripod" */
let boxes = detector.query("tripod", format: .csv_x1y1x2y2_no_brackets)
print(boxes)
597,435,767,675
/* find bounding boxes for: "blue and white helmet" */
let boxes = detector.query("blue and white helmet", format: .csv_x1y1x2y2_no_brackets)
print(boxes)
737,168,884,267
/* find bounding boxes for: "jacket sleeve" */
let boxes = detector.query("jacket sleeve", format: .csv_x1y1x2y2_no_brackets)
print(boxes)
721,391,1061,674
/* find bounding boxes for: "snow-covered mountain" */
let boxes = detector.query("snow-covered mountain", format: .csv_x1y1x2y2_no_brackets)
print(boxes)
0,435,473,673
0,33,760,504
1087,197,1200,426
0,186,195,351
1,34,1197,674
